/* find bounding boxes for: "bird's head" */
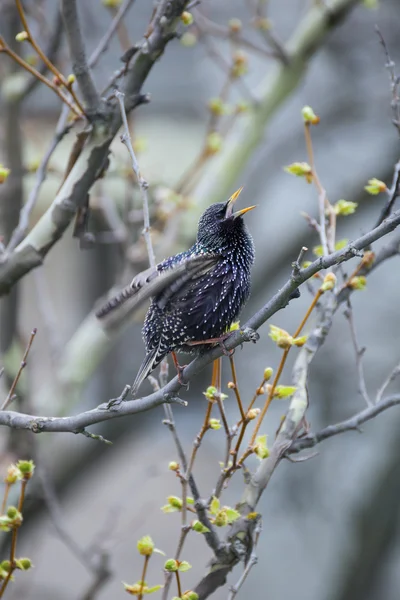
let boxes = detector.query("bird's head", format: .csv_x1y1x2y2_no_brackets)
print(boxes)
196,188,256,250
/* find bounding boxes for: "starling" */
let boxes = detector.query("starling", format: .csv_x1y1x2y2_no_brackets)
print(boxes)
96,188,256,395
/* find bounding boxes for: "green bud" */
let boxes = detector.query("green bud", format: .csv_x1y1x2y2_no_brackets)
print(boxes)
334,199,358,216
301,105,320,124
349,276,367,290
15,558,32,570
164,559,178,572
269,324,293,349
168,496,183,509
208,97,225,115
204,386,217,400
5,464,20,484
7,506,18,519
213,510,229,527
137,535,155,556
320,272,336,292
181,11,194,25
365,178,386,195
263,367,273,381
182,591,199,600
15,31,29,42
16,460,35,478
192,520,210,534
205,132,222,155
254,434,269,459
284,162,312,183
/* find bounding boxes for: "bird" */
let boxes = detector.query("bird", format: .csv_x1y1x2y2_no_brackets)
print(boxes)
96,188,256,396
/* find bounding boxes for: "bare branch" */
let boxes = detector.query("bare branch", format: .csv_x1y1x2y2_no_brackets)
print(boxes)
6,105,71,253
290,394,400,454
61,0,101,114
343,301,372,406
114,89,155,267
376,362,400,404
375,26,400,135
1,328,37,411
89,0,137,68
194,10,277,59
374,159,400,227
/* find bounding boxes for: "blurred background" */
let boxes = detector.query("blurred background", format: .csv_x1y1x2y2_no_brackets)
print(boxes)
1,0,400,598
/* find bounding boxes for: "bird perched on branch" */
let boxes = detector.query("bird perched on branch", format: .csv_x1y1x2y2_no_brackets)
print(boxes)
96,188,256,396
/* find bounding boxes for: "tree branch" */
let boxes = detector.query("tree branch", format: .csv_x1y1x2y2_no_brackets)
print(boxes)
89,0,137,68
60,0,101,114
290,394,400,454
0,0,190,297
1,208,400,432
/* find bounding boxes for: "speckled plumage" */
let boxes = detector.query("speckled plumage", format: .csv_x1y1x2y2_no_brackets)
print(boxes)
132,198,255,395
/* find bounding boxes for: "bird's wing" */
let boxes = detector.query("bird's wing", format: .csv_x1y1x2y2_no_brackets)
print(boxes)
96,254,219,329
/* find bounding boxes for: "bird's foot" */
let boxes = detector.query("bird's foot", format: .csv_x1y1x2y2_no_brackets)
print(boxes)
218,337,235,357
176,364,189,388
185,333,235,357
171,351,189,388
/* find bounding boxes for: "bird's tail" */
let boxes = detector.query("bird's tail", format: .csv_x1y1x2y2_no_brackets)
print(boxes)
96,285,135,319
131,346,161,397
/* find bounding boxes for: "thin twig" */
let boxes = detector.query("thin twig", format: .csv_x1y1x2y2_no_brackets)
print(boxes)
15,0,85,114
228,355,246,422
194,10,277,58
343,300,372,406
376,362,400,404
89,0,136,68
114,90,155,267
0,35,82,117
1,328,37,411
6,104,71,252
138,555,150,600
290,394,400,454
374,160,400,227
291,246,309,277
303,122,331,256
60,0,100,113
375,26,400,135
175,571,183,598
252,0,289,64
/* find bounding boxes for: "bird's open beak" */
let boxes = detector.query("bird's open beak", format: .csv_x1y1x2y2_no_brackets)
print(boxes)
225,187,256,219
